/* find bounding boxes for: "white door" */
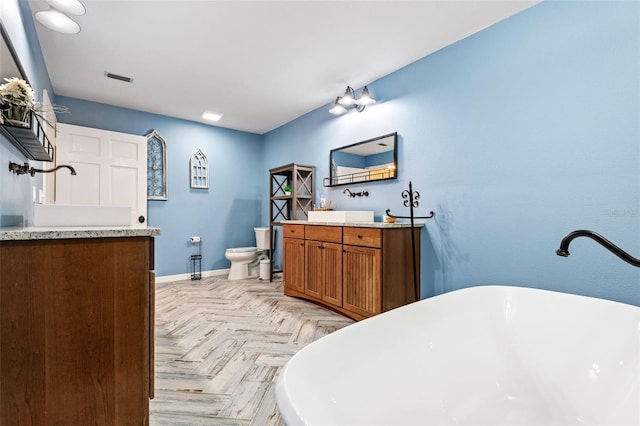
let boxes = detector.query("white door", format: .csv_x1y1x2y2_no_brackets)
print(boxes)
54,123,147,227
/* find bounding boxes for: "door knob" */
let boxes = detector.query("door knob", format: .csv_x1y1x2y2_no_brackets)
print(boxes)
138,216,145,223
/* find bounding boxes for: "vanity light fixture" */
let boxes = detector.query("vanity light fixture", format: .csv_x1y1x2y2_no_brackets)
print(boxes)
202,111,223,122
330,86,376,115
35,0,85,34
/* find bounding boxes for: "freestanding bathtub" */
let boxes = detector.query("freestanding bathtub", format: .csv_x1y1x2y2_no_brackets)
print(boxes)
276,285,640,425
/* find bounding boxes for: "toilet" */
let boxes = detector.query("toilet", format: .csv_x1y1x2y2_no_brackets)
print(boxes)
225,227,273,280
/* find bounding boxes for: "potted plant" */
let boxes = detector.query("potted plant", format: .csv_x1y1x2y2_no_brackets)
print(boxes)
0,77,36,128
284,184,292,195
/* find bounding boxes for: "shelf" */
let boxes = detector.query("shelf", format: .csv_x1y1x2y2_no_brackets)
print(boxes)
271,194,312,201
0,111,54,162
269,163,315,281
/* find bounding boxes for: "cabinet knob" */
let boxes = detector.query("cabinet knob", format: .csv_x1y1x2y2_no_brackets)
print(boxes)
357,235,363,239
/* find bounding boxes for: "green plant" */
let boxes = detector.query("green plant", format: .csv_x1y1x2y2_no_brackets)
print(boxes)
284,184,292,193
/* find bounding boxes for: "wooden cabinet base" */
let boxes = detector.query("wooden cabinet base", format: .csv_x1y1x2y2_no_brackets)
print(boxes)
0,237,153,425
283,224,421,321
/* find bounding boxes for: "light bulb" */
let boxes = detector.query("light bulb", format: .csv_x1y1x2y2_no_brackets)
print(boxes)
329,97,347,115
337,87,356,106
355,86,376,106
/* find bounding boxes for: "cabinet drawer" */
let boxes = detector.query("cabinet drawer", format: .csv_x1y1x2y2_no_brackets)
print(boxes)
283,224,305,239
344,227,381,248
305,225,342,243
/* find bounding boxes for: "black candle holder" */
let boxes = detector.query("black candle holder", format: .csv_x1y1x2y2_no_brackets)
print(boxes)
385,181,434,301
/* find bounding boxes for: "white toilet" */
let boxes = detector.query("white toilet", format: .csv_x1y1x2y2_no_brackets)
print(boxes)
225,227,273,280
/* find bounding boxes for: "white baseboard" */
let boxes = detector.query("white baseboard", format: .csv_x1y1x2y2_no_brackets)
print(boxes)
155,268,230,284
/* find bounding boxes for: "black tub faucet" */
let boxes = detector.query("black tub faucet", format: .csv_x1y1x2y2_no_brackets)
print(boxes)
556,230,640,267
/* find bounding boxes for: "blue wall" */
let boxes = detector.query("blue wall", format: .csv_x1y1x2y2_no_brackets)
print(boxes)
364,151,393,168
2,0,638,306
55,96,264,276
0,0,54,226
333,151,365,168
263,0,640,306
333,150,394,168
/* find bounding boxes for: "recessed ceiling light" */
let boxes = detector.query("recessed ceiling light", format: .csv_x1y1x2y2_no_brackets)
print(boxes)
202,111,223,122
43,0,86,16
35,8,80,34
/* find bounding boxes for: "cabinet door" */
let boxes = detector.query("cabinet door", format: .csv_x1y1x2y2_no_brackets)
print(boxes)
283,237,305,292
343,245,382,318
321,242,343,307
0,237,151,424
305,240,323,299
305,241,342,307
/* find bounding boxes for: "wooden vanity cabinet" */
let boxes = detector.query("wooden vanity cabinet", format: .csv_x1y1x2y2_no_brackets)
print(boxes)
0,236,155,425
283,223,420,321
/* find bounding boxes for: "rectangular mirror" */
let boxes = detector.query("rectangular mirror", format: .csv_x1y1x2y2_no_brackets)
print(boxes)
325,132,397,187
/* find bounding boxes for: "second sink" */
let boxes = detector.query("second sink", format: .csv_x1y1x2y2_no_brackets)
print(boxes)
307,210,374,223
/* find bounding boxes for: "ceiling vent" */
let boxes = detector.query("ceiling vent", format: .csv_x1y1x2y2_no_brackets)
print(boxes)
104,71,133,83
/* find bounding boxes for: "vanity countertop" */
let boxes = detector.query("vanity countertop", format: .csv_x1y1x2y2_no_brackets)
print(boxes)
280,220,425,228
0,225,160,241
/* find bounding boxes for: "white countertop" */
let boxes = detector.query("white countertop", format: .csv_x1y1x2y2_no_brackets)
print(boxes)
279,220,425,228
0,225,160,241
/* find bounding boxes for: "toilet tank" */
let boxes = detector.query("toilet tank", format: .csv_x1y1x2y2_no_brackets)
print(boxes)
254,227,273,250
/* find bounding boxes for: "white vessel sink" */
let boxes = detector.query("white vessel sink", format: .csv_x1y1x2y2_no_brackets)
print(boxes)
307,210,374,223
33,204,131,227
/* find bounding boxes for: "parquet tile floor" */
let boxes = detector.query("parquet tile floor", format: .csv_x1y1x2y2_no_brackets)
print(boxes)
150,274,354,425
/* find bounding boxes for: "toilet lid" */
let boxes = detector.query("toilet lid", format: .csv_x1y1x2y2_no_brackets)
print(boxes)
227,247,257,253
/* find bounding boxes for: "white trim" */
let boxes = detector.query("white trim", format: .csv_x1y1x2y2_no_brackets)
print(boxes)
155,268,229,284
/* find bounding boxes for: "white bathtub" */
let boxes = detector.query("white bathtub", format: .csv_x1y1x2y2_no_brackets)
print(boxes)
276,285,640,425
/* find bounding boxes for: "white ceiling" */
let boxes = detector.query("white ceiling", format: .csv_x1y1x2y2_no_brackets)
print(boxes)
28,0,539,135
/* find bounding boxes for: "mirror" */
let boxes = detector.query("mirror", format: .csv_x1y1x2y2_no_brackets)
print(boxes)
325,132,397,187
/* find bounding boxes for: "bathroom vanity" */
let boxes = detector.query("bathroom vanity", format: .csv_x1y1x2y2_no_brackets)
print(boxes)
0,226,159,425
282,221,422,321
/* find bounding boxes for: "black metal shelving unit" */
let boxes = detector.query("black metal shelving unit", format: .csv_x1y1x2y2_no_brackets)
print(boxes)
0,110,54,162
269,163,315,281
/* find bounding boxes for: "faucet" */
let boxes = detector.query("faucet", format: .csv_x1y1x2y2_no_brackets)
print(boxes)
9,161,77,177
556,229,640,267
343,188,369,198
